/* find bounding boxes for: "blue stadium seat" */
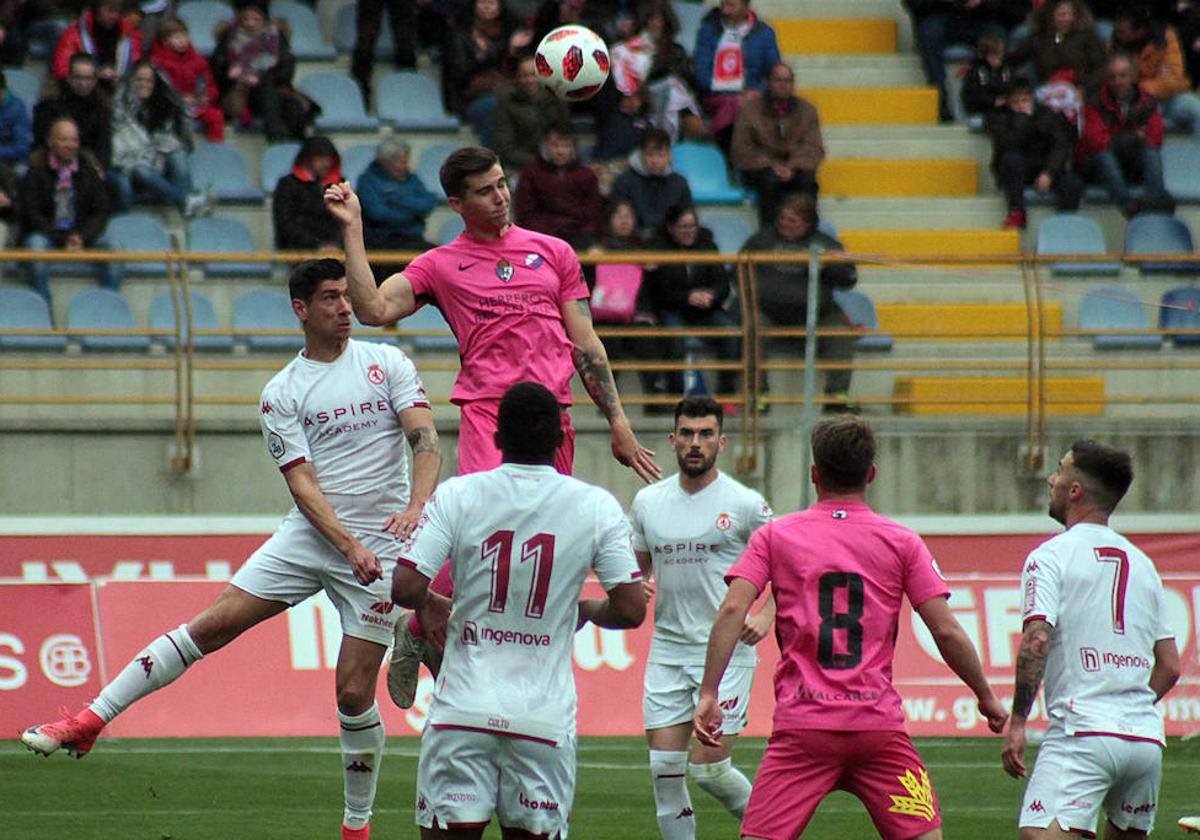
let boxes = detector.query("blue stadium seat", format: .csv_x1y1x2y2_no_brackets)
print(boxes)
233,289,305,352
417,142,468,202
1036,213,1120,275
176,0,233,56
0,287,66,350
1124,213,1196,273
438,216,465,244
5,68,40,119
298,72,379,131
25,17,70,60
270,0,336,60
261,141,301,192
1163,142,1200,202
377,72,460,131
398,305,458,352
340,143,376,187
190,143,265,202
817,218,840,240
704,213,753,254
1078,286,1162,350
1160,286,1200,346
673,142,747,204
67,288,151,351
673,1,704,55
351,314,397,345
334,4,394,57
833,288,893,352
104,213,173,276
149,289,234,350
187,216,271,277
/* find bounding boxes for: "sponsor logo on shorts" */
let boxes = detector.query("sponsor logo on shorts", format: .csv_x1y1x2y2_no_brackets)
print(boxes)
369,601,395,615
1122,801,1156,815
887,768,937,822
1067,798,1094,810
267,432,285,459
1027,800,1045,814
359,608,396,628
367,364,386,385
715,512,732,531
488,716,510,730
794,682,880,703
518,791,559,811
445,792,477,803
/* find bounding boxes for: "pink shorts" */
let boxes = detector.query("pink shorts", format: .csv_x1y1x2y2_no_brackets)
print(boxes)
456,399,575,476
741,729,941,840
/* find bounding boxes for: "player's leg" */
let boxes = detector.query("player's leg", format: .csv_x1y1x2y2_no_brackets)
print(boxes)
1099,738,1161,840
417,727,500,838
495,732,574,840
553,406,574,475
334,634,390,839
687,665,754,820
1010,731,1118,840
844,730,944,840
457,400,504,475
644,662,700,839
739,728,844,840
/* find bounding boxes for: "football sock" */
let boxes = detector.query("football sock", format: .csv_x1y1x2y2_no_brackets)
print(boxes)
650,749,695,840
339,702,384,831
90,624,204,722
690,758,752,819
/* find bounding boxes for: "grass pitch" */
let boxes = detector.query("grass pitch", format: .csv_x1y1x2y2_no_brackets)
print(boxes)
3,736,1200,839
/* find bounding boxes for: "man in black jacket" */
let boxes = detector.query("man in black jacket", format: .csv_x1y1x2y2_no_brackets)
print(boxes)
273,135,343,252
611,128,693,241
32,52,113,171
987,78,1084,228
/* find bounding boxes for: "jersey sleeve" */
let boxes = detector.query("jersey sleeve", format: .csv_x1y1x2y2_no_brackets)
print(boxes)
258,382,308,472
629,490,648,553
1154,580,1175,641
1021,545,1060,627
402,249,439,303
726,523,770,592
553,239,590,303
743,490,774,538
385,347,431,411
399,483,457,580
902,534,951,608
592,492,642,590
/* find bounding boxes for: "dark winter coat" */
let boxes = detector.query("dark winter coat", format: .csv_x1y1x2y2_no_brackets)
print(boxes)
741,227,855,324
643,226,731,318
17,147,110,245
32,83,113,169
514,154,604,240
610,150,693,240
986,104,1077,175
272,136,343,249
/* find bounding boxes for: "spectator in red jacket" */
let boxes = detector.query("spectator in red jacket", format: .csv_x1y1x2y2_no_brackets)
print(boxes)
514,121,604,249
52,0,143,88
150,19,224,142
1077,52,1171,218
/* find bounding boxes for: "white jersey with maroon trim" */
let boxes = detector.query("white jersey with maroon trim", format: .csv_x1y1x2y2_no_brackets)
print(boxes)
400,463,641,745
258,339,429,504
630,471,773,666
1021,523,1173,744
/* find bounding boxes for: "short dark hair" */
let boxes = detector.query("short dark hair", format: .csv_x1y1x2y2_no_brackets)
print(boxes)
663,203,697,228
1068,440,1133,514
1114,4,1153,29
641,127,672,152
976,33,1006,57
811,415,876,493
69,51,97,71
496,382,563,463
674,395,723,431
777,193,817,229
440,146,500,199
543,120,575,141
288,258,345,303
1008,76,1034,98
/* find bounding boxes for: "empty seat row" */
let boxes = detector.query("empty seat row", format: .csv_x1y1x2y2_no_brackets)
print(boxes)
103,213,268,277
1036,213,1199,275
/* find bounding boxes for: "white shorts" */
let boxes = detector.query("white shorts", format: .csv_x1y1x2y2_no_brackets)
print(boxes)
1020,729,1162,835
643,661,755,734
230,507,402,647
416,725,575,837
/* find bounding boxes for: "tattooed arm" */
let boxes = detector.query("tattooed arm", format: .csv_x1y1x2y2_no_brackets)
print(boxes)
383,406,442,539
1001,619,1053,779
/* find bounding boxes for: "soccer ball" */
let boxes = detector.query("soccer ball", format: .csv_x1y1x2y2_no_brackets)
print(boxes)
534,25,610,101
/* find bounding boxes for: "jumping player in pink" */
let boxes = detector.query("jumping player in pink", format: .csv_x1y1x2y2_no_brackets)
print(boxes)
694,415,1008,840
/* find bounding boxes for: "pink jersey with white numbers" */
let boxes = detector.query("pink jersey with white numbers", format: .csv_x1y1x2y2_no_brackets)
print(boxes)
402,225,590,405
727,500,949,733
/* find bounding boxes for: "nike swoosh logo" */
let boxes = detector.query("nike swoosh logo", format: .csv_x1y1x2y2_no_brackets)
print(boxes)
458,262,478,270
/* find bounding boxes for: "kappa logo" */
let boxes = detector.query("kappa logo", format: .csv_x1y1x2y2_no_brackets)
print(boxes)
677,808,694,819
368,601,395,615
138,655,154,677
261,401,272,414
1028,800,1046,814
719,696,739,711
366,364,386,385
715,512,732,531
1025,559,1041,574
495,258,514,283
346,761,372,774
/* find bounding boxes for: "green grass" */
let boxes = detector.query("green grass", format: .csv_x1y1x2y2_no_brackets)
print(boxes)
3,736,1199,839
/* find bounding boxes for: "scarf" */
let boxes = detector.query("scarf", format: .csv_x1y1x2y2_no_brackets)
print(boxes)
49,153,80,230
711,12,755,92
229,23,282,76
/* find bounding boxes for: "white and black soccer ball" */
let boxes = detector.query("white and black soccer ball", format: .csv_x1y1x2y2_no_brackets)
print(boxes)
534,25,610,101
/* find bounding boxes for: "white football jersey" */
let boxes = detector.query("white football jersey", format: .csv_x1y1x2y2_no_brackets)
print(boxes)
258,339,429,506
401,463,641,744
630,472,773,666
1021,523,1173,744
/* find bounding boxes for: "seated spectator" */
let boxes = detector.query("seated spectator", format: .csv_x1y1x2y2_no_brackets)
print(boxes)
34,52,113,171
595,198,644,254
273,135,342,251
1112,5,1200,139
644,204,739,400
610,127,692,240
211,0,317,142
592,85,650,166
493,55,570,174
741,194,857,412
109,59,210,216
1006,0,1105,92
1174,0,1200,89
0,0,25,66
732,61,823,229
693,0,781,152
987,78,1083,228
357,138,437,252
0,160,16,242
17,116,121,306
961,34,1013,122
533,0,619,48
1078,52,1172,217
52,0,143,89
0,69,33,165
515,121,603,249
150,18,224,142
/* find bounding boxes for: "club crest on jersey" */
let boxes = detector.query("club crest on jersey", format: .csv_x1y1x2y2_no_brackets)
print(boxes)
366,364,386,385
496,258,514,283
715,512,732,531
525,253,544,269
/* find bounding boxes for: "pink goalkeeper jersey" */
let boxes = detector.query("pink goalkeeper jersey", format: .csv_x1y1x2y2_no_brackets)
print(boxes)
727,499,949,733
402,225,590,405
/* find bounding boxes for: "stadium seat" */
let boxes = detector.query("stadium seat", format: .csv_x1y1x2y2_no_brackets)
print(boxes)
260,142,301,193
833,288,893,352
1164,141,1200,202
187,216,272,277
25,17,70,60
4,68,40,118
149,289,235,350
233,289,305,352
1035,213,1120,275
1078,286,1162,350
376,72,460,131
269,0,336,60
298,72,379,131
818,218,840,240
398,305,457,352
1160,286,1200,346
190,143,265,202
673,1,704,54
334,3,394,57
351,313,397,345
704,213,753,254
0,287,66,350
1124,213,1196,273
340,143,377,187
417,142,468,202
438,216,465,244
672,142,747,204
176,0,233,56
67,288,151,351
104,213,174,276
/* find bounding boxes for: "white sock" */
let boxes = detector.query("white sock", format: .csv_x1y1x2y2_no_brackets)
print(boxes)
650,749,695,840
690,757,752,819
90,624,203,722
339,702,384,830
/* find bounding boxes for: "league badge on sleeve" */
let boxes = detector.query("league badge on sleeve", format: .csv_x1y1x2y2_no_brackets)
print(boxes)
496,258,514,283
267,432,286,459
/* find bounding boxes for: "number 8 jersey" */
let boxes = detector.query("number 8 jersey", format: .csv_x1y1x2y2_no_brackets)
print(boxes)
399,463,641,745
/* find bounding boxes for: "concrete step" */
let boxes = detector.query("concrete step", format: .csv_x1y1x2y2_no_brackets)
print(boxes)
822,159,978,197
770,18,897,54
799,86,938,125
787,54,925,88
824,133,990,161
821,196,1006,231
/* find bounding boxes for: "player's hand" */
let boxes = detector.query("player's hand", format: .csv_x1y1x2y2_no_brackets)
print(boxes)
739,611,772,645
693,695,724,747
384,503,424,540
1001,722,1027,779
419,591,451,650
346,542,383,585
611,420,661,483
642,580,655,604
323,181,362,227
979,693,1009,734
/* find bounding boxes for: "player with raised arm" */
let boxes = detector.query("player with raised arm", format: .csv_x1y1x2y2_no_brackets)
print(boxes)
694,415,1008,840
1002,441,1181,840
21,260,443,840
392,381,646,839
630,395,775,839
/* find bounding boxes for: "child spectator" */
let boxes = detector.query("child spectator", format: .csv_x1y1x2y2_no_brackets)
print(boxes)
0,69,32,164
52,0,143,88
610,127,693,240
150,19,224,142
515,121,604,249
962,34,1013,121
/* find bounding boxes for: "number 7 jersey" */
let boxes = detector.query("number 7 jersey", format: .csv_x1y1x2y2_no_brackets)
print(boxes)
399,463,641,745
